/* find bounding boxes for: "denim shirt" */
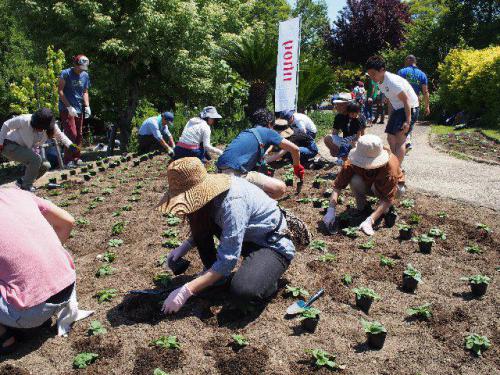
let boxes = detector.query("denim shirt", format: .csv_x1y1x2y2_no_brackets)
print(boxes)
209,177,295,276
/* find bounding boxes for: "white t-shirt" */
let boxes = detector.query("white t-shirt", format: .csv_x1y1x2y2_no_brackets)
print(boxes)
178,117,222,155
379,71,419,110
293,113,317,134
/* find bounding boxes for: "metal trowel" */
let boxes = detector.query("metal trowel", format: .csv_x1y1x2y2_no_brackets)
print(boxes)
286,288,325,315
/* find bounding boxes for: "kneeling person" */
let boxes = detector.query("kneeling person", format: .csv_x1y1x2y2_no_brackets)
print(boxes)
322,134,405,236
216,109,303,199
158,158,295,314
138,112,175,155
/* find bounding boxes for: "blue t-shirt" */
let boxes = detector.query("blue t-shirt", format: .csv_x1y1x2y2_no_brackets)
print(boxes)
58,68,90,113
216,126,283,173
398,66,428,96
138,115,171,140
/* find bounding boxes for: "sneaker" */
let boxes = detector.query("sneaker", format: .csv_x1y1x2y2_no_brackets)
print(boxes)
66,161,77,169
75,159,85,166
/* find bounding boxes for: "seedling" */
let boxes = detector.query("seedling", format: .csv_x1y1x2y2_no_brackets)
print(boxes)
461,274,491,296
310,239,327,252
162,238,181,249
103,251,117,263
88,202,98,210
342,274,353,285
153,369,169,375
437,211,448,219
154,272,172,288
346,198,356,208
96,264,115,278
76,218,90,226
128,196,141,202
157,254,168,266
337,195,345,204
73,352,99,369
231,334,249,348
88,320,107,336
401,199,415,208
354,287,381,301
464,334,491,356
95,288,117,303
298,307,321,321
102,188,113,195
317,252,336,262
407,303,432,320
476,223,492,235
379,255,395,268
312,176,326,188
166,214,181,226
122,205,132,211
404,264,422,282
285,285,310,298
408,213,422,225
306,349,345,370
465,244,482,254
48,190,61,197
413,234,435,253
297,197,313,204
361,318,387,349
366,196,379,204
80,188,90,194
111,221,126,235
93,196,105,203
111,210,121,217
402,263,422,293
150,335,180,350
162,229,179,238
358,239,375,250
107,239,123,249
428,227,446,240
342,226,359,238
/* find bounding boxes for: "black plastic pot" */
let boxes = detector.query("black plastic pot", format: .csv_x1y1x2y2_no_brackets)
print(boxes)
285,179,293,187
96,161,102,167
89,171,97,176
133,160,140,167
402,275,418,293
470,283,488,297
384,211,397,228
98,167,105,172
49,177,57,184
418,241,432,254
148,153,154,160
168,258,191,276
301,316,320,333
115,160,121,166
399,228,413,240
80,167,88,173
367,332,386,350
313,200,322,208
83,174,91,181
60,173,68,181
109,163,116,169
70,170,76,176
312,180,321,189
356,296,373,313
323,190,332,198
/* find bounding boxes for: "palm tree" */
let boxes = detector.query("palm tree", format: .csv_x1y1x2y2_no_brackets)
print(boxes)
297,59,334,111
224,31,277,116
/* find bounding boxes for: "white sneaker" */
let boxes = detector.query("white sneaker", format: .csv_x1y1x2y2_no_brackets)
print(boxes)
76,159,85,166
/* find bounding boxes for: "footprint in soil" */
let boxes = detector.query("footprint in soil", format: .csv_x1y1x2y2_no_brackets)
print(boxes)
132,347,185,374
0,365,30,375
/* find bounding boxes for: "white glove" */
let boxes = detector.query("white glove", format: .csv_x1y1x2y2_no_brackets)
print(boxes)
359,216,375,236
322,206,336,233
84,106,91,119
66,106,78,117
166,238,194,270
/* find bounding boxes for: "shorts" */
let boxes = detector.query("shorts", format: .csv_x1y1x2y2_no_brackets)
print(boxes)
220,169,273,191
385,108,418,135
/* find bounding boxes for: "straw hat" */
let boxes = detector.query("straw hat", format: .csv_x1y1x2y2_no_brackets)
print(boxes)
348,134,389,169
274,119,294,137
158,157,231,216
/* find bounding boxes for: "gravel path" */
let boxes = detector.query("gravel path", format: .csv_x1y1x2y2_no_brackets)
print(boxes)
318,123,500,211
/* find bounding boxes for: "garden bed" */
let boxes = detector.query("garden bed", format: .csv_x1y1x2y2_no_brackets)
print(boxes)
1,154,498,374
433,130,500,164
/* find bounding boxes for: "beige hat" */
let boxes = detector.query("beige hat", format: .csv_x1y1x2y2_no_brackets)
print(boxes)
158,157,231,216
274,119,294,138
348,134,389,169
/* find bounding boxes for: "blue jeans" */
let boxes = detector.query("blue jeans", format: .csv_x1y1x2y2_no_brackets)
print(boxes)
299,140,318,164
173,145,206,161
364,103,373,120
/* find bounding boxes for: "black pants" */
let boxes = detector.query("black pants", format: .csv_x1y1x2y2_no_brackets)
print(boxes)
196,238,290,306
138,135,162,155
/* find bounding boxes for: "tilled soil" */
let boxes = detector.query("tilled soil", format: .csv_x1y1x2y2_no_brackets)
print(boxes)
435,131,500,163
1,155,499,374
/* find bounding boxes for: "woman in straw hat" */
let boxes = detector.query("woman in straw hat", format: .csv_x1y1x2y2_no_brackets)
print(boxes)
322,134,405,236
158,157,295,314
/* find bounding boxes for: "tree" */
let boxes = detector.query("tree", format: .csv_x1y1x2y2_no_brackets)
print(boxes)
325,0,411,65
297,59,334,111
292,0,330,60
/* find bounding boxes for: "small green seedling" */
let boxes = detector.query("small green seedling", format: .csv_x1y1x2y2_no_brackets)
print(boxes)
297,197,313,204
102,188,113,195
166,215,181,226
48,190,61,196
96,264,115,278
150,336,180,350
76,218,90,226
285,285,309,298
361,318,386,334
299,307,321,321
353,287,381,301
337,195,345,204
342,226,359,238
310,239,327,252
153,369,169,375
162,239,181,249
465,244,482,254
407,303,432,320
437,211,448,219
103,251,117,263
73,352,99,369
122,205,132,211
476,223,492,234
318,252,336,262
358,239,375,250
108,238,123,247
80,188,90,194
93,196,105,203
404,264,422,282
379,255,395,268
157,254,168,266
58,201,70,208
460,275,491,285
306,349,345,370
128,196,141,202
428,227,446,240
88,202,98,210
111,221,126,235
162,229,179,238
464,334,491,356
397,223,412,231
88,320,107,336
401,199,415,208
408,213,422,225
413,234,435,244
346,198,356,208
232,334,249,347
135,183,143,189
95,288,117,303
154,272,172,287
111,210,121,217
342,274,353,285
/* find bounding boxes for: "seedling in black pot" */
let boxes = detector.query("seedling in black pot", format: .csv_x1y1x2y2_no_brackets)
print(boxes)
323,189,332,198
69,170,76,176
89,171,97,176
337,212,350,229
83,174,91,181
407,303,432,320
60,173,68,181
402,264,422,293
413,234,434,254
98,167,105,172
384,206,397,228
476,223,492,237
168,258,191,276
353,287,380,313
49,177,57,184
299,307,321,333
361,318,387,350
80,167,88,173
312,198,322,208
460,274,490,297
398,223,413,240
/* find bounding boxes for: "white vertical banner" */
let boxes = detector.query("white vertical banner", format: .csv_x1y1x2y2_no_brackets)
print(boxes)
275,16,301,113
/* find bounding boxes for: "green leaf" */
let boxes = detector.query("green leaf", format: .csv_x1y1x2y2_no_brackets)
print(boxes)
310,239,327,252
96,264,115,278
232,334,249,347
360,318,386,334
150,335,180,350
108,238,123,247
95,288,117,303
358,239,375,250
285,285,309,298
88,320,107,336
73,352,99,369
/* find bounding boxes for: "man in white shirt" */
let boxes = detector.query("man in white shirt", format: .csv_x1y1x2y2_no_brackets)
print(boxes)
0,108,77,191
281,110,318,139
365,56,419,166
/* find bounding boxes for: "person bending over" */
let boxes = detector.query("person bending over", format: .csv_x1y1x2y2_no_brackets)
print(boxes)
138,112,175,155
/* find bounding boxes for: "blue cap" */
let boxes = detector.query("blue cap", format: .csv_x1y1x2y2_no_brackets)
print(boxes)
280,110,295,121
162,112,174,122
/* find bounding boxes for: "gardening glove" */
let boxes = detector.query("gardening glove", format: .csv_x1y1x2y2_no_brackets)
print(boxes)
167,149,175,158
166,238,193,271
359,216,375,236
66,106,78,117
322,206,336,234
293,164,305,180
162,284,193,314
84,106,91,119
68,143,80,153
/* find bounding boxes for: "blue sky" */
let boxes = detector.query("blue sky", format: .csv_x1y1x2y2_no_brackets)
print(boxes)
326,0,347,22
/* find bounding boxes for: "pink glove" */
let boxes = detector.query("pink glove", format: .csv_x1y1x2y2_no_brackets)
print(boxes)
161,284,193,314
359,216,374,236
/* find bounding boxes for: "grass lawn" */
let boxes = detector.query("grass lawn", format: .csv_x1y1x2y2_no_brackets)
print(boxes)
431,124,500,141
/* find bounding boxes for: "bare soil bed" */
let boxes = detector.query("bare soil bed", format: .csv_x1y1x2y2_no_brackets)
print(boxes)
1,154,498,374
435,131,500,163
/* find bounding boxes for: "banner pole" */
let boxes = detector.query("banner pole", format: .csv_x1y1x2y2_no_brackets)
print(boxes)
295,15,302,111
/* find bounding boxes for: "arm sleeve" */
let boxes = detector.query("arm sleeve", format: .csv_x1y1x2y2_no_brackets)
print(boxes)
333,163,355,191
202,125,223,155
54,125,73,147
0,117,23,144
153,126,164,141
162,125,172,138
210,198,250,276
421,72,428,86
265,128,283,146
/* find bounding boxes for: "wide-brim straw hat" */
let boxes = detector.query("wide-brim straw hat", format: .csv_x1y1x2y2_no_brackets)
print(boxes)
158,157,231,216
274,119,294,138
348,134,389,169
